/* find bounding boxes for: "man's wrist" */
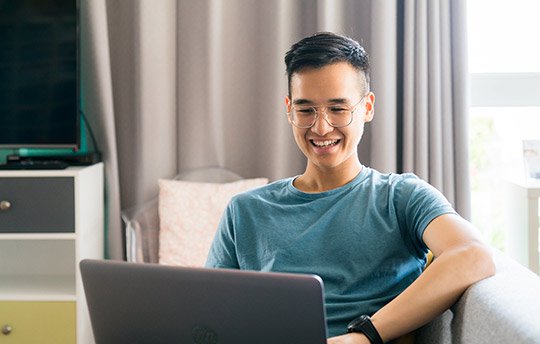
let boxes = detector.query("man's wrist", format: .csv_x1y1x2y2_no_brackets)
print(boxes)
347,315,384,344
348,332,371,344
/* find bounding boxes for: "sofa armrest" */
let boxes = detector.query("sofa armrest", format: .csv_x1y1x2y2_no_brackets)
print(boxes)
123,198,159,263
452,249,540,343
417,249,540,344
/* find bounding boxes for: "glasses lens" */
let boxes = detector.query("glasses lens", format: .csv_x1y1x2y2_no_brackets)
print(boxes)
326,106,352,127
291,105,353,128
291,106,317,128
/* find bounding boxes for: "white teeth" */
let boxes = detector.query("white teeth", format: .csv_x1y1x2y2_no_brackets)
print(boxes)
312,139,338,147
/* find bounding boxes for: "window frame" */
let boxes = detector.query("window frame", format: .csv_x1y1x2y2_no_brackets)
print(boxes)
470,73,540,107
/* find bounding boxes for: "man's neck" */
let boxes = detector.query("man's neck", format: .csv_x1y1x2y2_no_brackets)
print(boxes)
294,160,363,193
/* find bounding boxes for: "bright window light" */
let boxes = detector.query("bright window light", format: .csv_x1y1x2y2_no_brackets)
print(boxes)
467,0,540,252
468,0,540,73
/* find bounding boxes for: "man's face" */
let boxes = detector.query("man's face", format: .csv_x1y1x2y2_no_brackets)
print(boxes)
286,62,374,172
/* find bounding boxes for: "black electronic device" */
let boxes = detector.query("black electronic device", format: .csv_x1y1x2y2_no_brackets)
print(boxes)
0,0,80,150
0,159,70,170
0,152,102,170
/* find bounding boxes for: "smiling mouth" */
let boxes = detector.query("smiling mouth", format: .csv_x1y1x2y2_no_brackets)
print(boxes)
310,139,340,148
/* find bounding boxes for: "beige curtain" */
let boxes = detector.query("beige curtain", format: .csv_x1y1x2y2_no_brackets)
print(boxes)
370,0,471,217
81,0,470,259
401,0,470,217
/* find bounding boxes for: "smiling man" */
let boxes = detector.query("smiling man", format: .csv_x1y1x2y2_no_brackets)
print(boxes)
206,32,495,343
285,61,373,192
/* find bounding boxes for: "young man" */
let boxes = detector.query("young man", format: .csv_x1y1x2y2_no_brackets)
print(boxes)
206,32,495,343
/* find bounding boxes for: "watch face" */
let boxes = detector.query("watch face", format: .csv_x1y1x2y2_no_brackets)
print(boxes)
347,315,368,332
347,315,369,331
347,315,384,344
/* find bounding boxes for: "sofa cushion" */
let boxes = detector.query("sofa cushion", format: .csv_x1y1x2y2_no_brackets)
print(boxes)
158,178,268,267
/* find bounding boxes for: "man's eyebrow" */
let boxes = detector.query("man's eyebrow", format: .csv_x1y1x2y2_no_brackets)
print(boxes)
292,99,314,105
327,98,349,104
292,98,349,105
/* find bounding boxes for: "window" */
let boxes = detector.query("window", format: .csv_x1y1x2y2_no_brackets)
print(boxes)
467,0,540,250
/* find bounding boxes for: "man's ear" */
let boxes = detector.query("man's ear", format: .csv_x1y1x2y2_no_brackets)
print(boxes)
364,92,375,122
285,96,292,111
285,96,292,123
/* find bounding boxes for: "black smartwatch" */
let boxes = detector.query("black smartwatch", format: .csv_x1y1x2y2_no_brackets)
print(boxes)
347,315,384,344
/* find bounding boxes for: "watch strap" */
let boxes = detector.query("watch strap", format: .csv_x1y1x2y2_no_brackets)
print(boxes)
347,315,384,344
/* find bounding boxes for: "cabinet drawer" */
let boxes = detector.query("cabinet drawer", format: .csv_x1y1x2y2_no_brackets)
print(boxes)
0,301,76,344
0,178,74,233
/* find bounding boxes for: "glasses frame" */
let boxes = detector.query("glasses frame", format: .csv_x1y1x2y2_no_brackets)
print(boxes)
287,95,367,129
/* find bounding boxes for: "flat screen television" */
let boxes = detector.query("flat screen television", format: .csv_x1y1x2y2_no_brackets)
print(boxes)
0,0,79,150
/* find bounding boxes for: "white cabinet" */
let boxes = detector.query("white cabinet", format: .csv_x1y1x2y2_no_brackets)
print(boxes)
0,163,104,343
505,178,540,275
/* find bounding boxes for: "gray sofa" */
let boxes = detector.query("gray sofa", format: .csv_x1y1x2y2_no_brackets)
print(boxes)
123,167,540,343
417,249,540,343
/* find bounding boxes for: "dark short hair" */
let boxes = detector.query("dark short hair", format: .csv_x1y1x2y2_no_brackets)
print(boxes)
284,32,370,95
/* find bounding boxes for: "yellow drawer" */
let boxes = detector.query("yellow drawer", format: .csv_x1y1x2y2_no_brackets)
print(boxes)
0,301,75,344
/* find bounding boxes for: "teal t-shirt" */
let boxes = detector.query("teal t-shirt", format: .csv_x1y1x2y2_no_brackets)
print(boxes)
205,167,455,337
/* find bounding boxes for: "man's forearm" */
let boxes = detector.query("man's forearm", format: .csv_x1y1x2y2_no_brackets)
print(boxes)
369,242,495,342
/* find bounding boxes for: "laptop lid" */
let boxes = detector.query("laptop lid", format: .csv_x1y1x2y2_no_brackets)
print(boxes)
80,259,328,344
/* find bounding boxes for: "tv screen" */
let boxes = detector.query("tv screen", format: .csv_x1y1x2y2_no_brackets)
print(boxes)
0,0,79,149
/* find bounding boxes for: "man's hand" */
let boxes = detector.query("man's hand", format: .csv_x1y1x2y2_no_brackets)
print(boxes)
327,332,370,344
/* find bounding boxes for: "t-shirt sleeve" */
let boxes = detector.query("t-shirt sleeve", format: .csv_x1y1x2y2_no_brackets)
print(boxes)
393,174,457,257
205,202,240,269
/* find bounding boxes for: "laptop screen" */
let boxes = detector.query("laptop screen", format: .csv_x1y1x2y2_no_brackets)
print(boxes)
80,259,328,344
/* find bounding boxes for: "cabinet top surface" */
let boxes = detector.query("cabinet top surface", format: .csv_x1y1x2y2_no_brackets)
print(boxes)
0,233,77,240
507,178,540,199
0,163,103,177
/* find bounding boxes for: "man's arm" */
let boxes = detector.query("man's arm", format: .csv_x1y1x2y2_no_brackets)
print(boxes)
329,213,496,344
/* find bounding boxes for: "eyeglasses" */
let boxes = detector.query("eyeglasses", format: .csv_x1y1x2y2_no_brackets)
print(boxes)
288,96,366,129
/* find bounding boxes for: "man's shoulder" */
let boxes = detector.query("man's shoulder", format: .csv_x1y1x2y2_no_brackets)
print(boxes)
231,177,294,203
367,168,423,187
368,169,449,208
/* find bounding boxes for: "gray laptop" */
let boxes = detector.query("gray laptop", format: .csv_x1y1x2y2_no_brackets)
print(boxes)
80,259,328,344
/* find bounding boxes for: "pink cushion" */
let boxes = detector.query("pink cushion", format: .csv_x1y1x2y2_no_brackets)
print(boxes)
158,178,268,267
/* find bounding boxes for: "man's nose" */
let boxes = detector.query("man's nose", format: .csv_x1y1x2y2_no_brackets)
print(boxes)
310,111,334,136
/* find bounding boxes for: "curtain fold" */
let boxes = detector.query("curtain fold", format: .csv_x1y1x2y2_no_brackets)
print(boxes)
80,0,122,259
369,0,397,172
83,0,470,259
397,0,471,217
450,0,472,219
107,0,178,209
